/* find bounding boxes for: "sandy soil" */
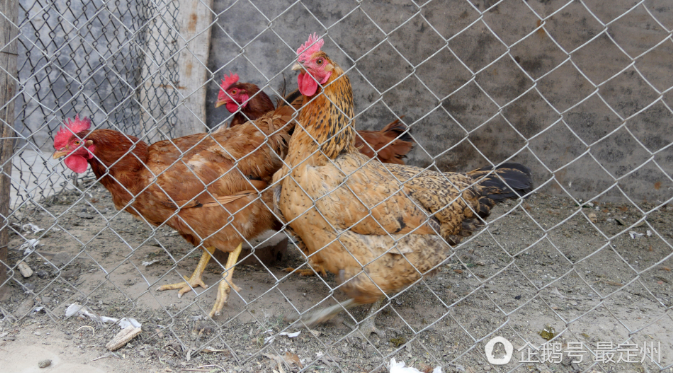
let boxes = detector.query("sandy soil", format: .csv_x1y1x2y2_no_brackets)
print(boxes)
1,181,671,372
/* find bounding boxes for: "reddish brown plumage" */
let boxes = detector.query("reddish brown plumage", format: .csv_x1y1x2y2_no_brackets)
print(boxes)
71,108,293,246
355,118,413,165
218,81,414,163
54,107,296,314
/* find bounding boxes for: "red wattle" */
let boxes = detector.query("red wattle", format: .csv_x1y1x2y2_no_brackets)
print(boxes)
297,72,318,97
225,101,240,113
64,154,89,173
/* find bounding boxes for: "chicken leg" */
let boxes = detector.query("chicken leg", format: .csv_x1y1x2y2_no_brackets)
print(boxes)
348,297,385,339
209,242,243,317
158,246,216,297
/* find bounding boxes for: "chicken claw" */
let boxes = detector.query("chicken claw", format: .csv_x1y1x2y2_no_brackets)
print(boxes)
348,317,385,340
158,247,215,298
157,275,209,298
345,297,386,340
209,243,243,318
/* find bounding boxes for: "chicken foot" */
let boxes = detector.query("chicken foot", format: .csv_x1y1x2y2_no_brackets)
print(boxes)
209,242,243,318
158,247,216,297
345,297,386,339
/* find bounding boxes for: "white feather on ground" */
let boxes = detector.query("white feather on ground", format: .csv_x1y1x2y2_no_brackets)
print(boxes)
389,358,442,373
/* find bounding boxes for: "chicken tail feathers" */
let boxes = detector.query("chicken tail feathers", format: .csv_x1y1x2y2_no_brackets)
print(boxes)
469,162,533,202
380,116,414,144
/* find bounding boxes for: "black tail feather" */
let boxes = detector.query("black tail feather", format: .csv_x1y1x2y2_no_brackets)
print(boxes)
469,162,533,202
280,89,303,108
381,117,414,144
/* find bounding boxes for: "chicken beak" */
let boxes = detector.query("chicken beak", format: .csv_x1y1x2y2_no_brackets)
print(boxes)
214,99,226,108
291,63,303,71
53,150,68,159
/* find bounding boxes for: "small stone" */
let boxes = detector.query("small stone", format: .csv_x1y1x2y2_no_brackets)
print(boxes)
24,283,36,292
18,261,33,278
38,359,51,368
588,213,597,223
76,212,94,219
36,271,48,279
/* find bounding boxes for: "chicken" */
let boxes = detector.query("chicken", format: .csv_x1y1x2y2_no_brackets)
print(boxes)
216,73,414,277
52,107,295,318
216,73,414,164
214,72,275,128
272,34,533,337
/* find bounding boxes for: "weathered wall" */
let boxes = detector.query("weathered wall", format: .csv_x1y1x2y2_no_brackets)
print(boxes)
205,0,673,204
13,0,673,204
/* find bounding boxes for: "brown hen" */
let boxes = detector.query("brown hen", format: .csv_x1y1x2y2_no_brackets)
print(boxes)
53,107,295,317
273,34,533,336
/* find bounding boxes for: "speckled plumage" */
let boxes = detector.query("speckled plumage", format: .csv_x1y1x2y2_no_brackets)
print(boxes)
273,50,532,305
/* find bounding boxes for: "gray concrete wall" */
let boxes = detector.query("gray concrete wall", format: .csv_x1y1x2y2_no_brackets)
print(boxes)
205,0,673,204
14,0,673,204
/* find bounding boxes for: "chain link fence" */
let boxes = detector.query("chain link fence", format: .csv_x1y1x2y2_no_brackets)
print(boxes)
1,0,672,372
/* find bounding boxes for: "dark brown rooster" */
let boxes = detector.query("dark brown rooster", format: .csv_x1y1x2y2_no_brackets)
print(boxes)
273,34,533,337
52,107,295,318
216,73,414,165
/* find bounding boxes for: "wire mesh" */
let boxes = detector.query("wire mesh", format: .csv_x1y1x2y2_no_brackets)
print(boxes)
0,0,672,372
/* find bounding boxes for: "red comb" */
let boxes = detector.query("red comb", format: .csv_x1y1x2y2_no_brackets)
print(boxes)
297,33,324,63
220,72,239,91
54,114,91,149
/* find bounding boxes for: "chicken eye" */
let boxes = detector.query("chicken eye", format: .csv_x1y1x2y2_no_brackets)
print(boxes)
231,89,237,95
74,140,80,145
316,58,324,65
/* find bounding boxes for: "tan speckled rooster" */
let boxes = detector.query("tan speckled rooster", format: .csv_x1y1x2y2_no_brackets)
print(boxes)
272,34,533,337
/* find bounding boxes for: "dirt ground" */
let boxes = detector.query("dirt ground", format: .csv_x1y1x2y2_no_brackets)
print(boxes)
1,180,672,372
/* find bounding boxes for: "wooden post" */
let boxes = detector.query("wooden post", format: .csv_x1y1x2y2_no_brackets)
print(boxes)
174,0,213,137
139,0,213,140
0,0,18,295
